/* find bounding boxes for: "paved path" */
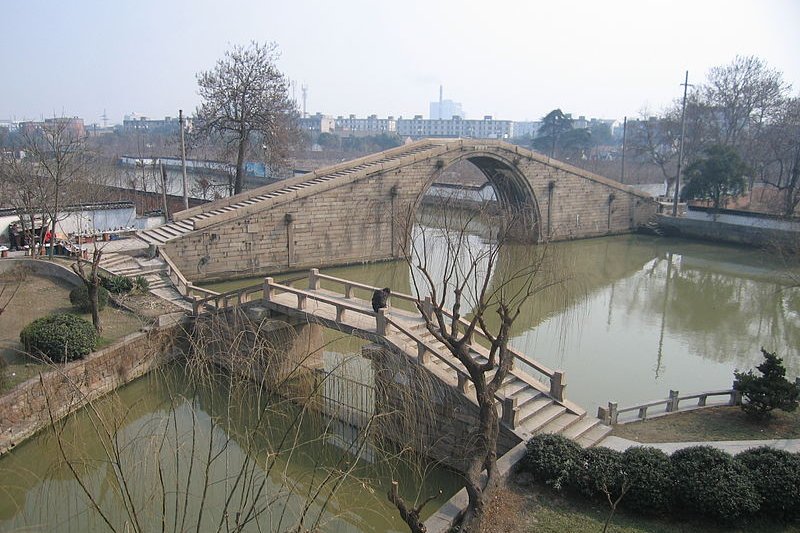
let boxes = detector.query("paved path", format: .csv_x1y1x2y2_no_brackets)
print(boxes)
599,435,800,455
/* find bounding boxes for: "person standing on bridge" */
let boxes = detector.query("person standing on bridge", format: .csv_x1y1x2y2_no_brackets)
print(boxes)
372,287,391,313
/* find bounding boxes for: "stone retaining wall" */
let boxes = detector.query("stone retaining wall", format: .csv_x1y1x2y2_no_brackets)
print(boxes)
0,258,82,286
656,214,799,248
364,344,520,472
0,320,186,456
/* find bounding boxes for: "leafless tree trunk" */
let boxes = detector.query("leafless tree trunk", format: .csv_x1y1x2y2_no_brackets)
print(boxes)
72,246,104,332
390,195,559,532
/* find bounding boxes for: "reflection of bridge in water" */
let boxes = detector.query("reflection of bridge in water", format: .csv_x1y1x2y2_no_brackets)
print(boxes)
192,269,612,452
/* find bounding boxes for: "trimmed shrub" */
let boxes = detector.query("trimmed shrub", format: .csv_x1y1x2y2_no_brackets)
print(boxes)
621,446,675,516
69,284,109,312
102,275,133,294
575,446,626,500
524,434,582,491
671,446,760,522
20,314,98,362
133,275,150,293
736,447,800,520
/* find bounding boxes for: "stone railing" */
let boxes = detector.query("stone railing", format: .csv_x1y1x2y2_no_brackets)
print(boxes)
190,268,569,426
598,388,743,426
157,248,217,301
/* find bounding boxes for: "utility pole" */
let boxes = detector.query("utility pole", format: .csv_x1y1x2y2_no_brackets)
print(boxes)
620,116,627,184
672,71,690,216
160,161,170,221
179,109,188,211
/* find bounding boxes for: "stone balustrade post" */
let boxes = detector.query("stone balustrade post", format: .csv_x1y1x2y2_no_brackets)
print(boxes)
263,277,273,301
731,389,743,406
608,401,619,425
667,390,680,412
550,370,566,402
502,397,519,428
308,268,320,290
376,308,388,336
423,296,433,321
417,342,428,365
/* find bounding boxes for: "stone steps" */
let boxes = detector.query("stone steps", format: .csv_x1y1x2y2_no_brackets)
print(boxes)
138,141,442,246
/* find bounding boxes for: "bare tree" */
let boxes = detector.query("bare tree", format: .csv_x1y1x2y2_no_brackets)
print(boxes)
19,118,88,259
703,55,789,148
195,41,300,195
71,246,104,332
390,197,559,532
756,97,800,216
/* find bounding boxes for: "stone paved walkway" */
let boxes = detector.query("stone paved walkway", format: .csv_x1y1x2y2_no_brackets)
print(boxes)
599,435,800,455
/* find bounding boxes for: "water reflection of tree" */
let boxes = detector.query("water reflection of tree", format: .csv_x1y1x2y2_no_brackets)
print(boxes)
628,256,800,376
0,315,461,532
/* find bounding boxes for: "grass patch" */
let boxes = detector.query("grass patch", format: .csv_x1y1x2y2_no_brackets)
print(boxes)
611,406,800,442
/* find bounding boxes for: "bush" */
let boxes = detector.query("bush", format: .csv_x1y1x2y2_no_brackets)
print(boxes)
133,275,150,293
734,348,799,418
621,446,674,516
575,447,626,500
20,314,98,362
69,284,109,312
736,447,800,520
102,275,133,294
671,446,760,522
524,434,583,491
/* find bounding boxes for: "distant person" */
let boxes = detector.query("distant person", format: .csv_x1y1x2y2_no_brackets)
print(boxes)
371,287,391,313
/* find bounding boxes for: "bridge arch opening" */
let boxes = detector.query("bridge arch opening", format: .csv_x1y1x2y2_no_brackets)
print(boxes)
417,152,542,244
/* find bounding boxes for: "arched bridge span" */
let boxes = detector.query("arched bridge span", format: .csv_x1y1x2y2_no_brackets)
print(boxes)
139,139,657,282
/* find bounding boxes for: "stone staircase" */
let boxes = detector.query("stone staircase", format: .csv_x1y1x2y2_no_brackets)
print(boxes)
98,251,191,311
408,324,610,447
137,140,444,247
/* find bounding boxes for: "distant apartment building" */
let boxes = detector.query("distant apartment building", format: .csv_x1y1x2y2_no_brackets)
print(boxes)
121,114,191,133
397,115,513,139
18,117,86,138
298,113,336,135
334,114,397,136
512,121,541,138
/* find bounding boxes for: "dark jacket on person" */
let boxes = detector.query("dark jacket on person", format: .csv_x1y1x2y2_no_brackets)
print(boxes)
372,288,391,313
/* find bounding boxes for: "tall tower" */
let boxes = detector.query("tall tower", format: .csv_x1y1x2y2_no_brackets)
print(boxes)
439,85,443,119
301,84,309,118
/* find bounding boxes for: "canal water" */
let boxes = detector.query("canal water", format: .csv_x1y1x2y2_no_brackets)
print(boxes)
0,367,463,531
208,233,800,411
2,231,796,531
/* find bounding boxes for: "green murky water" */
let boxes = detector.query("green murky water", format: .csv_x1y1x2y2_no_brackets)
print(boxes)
207,234,800,411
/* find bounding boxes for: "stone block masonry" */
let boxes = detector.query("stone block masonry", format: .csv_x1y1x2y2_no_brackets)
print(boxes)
0,320,186,456
158,139,657,282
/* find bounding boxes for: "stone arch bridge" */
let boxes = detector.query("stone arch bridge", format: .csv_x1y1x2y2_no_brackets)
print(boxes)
139,139,657,282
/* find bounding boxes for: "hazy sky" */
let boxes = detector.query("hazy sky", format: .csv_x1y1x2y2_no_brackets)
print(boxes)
2,0,798,125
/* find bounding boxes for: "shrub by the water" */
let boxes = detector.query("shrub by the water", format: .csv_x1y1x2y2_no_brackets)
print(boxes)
524,434,582,490
102,275,133,294
671,446,760,522
575,447,627,500
20,314,97,362
69,284,109,312
734,348,799,418
621,446,675,516
736,446,800,520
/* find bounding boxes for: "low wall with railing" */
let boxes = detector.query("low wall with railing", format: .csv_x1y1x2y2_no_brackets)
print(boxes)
598,388,743,426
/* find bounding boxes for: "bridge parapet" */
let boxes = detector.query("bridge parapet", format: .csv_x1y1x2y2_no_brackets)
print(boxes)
190,268,582,432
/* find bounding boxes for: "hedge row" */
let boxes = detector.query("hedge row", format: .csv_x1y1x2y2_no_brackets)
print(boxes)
523,434,800,524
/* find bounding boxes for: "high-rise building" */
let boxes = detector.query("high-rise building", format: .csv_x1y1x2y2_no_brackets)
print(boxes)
429,85,464,120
